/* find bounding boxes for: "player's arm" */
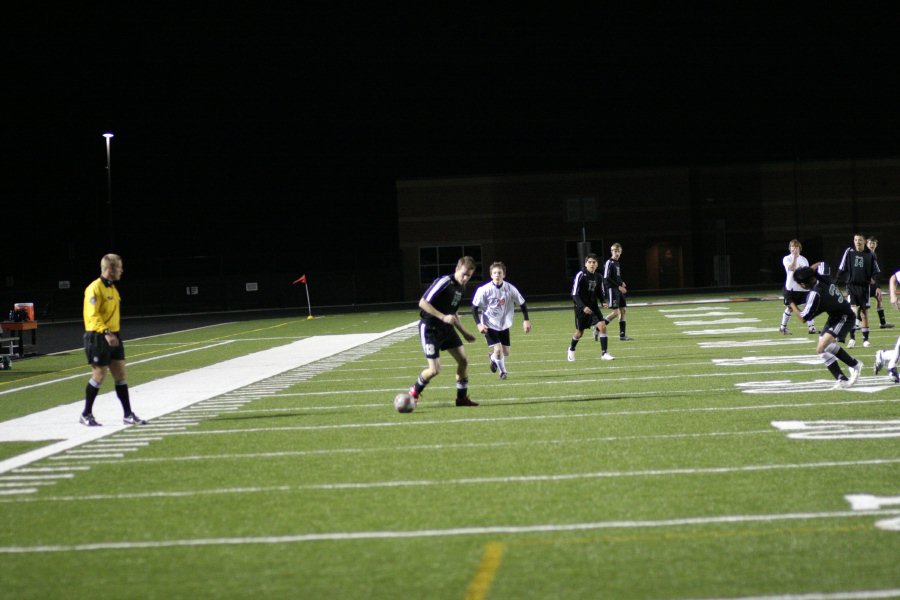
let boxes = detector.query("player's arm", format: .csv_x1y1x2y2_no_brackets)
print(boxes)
472,305,488,333
519,302,532,333
451,312,477,342
418,297,456,325
891,274,899,310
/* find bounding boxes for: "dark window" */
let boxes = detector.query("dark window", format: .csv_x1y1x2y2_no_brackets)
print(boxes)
419,246,483,284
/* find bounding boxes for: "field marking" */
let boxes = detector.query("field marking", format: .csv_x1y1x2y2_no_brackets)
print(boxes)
773,420,900,439
49,429,778,466
0,325,417,473
144,396,900,437
683,590,900,600
5,457,898,503
0,508,897,554
463,542,505,600
674,318,761,326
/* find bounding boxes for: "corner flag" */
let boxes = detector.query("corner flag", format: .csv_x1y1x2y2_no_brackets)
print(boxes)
293,274,313,319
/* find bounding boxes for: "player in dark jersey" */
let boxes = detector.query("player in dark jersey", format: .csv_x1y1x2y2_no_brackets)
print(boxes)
407,256,479,407
601,242,633,341
837,233,881,348
567,253,614,362
795,266,864,389
866,237,894,329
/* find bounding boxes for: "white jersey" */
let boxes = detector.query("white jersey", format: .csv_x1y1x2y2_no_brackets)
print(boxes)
783,253,810,291
472,280,526,331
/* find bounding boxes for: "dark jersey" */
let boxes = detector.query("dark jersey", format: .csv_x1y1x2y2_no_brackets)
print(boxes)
571,269,601,312
837,247,880,285
799,274,856,322
602,258,622,293
420,274,466,328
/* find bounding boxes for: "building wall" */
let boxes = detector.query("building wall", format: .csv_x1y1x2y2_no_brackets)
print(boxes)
397,158,900,301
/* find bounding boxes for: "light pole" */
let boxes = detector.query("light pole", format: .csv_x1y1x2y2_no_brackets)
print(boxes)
103,132,114,249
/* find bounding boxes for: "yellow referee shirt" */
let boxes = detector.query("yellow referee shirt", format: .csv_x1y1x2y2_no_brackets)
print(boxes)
83,277,121,333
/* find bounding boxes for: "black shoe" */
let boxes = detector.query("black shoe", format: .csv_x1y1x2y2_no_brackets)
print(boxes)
881,323,895,329
489,355,498,373
79,413,101,427
456,396,479,407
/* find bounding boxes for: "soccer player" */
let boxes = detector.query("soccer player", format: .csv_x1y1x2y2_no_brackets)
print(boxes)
794,266,864,389
779,239,819,335
471,261,531,380
874,268,900,383
568,253,614,362
79,254,147,426
837,233,881,348
408,256,479,407
602,242,633,341
866,237,894,329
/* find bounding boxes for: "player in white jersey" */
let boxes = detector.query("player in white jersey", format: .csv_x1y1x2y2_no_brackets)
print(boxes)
873,269,900,383
471,261,531,380
779,239,818,335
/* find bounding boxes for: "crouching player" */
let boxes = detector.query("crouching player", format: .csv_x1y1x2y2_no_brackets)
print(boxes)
794,266,864,389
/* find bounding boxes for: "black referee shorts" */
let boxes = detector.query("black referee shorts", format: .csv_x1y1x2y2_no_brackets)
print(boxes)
84,332,125,367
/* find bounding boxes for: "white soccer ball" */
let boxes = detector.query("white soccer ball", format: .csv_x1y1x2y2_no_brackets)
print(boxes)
393,392,415,413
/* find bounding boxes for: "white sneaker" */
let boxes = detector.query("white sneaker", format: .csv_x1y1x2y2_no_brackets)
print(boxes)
601,352,615,361
567,349,575,362
847,339,856,349
779,326,791,335
863,340,871,348
831,378,850,390
874,350,884,375
847,360,863,387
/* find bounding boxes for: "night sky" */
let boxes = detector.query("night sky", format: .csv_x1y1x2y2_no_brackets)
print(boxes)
9,6,900,283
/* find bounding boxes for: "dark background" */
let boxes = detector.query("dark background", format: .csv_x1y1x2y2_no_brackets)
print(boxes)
6,5,900,316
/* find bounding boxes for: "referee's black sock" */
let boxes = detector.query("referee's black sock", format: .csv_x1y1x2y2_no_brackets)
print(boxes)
83,379,101,416
115,381,132,416
570,337,579,351
879,308,887,326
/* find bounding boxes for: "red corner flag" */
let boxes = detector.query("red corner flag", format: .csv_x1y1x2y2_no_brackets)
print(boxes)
293,274,307,285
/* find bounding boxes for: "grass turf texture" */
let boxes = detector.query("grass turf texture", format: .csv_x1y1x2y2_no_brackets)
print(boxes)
0,295,898,599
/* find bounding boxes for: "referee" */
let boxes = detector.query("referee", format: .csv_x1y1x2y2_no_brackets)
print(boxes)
80,254,147,426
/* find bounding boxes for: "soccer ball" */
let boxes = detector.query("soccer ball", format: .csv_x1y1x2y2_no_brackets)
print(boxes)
393,392,415,413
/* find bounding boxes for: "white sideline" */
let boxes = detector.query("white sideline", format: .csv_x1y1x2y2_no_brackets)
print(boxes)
0,325,415,474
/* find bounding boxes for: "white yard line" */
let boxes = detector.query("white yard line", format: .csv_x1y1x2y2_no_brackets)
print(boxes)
0,508,896,554
0,324,417,473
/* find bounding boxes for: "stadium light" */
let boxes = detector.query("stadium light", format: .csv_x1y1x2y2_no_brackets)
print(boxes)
103,132,114,249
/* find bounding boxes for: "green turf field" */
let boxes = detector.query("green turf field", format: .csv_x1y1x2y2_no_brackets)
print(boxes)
0,296,898,599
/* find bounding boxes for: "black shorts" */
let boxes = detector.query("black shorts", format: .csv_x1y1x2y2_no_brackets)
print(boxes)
822,311,855,342
573,306,599,332
484,328,511,348
606,288,626,309
418,321,462,360
84,332,125,366
847,283,871,309
783,289,808,307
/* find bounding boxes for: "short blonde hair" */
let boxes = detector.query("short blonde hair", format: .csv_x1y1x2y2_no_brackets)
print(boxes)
457,256,476,270
610,243,622,252
789,239,801,249
100,254,122,271
489,261,506,275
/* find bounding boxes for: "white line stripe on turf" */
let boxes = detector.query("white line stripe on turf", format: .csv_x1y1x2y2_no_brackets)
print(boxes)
0,508,898,554
682,590,900,600
5,457,898,502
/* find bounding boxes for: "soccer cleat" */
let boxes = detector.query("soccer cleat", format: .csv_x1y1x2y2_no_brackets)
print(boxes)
79,413,101,427
847,338,856,349
880,322,895,329
847,361,863,387
567,349,575,362
499,371,508,380
601,352,615,361
874,350,884,375
408,386,420,401
455,396,479,407
831,378,850,390
619,335,633,341
890,368,899,384
779,326,791,335
123,413,147,425
863,340,871,348
489,355,498,373
808,326,817,334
